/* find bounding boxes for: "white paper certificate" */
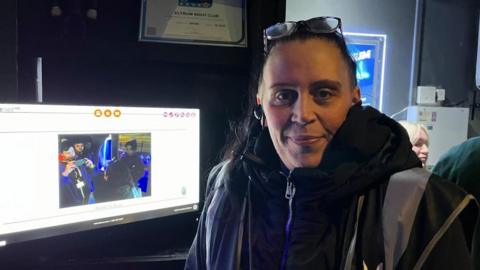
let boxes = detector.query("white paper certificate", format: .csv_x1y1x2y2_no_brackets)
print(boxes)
139,0,246,47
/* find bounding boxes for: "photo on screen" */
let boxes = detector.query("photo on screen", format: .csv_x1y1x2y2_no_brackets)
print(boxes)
58,133,152,208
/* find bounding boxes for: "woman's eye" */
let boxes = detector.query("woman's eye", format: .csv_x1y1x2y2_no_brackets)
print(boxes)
313,89,333,101
415,141,426,148
414,141,424,148
272,90,297,105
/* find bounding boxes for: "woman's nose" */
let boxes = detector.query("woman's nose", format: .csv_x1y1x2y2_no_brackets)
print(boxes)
421,144,429,154
291,93,316,125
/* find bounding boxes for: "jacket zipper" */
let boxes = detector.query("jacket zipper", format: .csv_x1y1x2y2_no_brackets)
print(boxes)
280,171,296,270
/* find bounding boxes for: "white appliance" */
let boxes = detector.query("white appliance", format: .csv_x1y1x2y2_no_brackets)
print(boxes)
406,106,469,168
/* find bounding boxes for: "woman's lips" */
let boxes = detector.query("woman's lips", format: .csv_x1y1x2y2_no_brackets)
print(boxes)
418,156,428,162
288,135,323,145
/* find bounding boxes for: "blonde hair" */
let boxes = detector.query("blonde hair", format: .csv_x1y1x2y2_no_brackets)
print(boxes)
398,120,429,145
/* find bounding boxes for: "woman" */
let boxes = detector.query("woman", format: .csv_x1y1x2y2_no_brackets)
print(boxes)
398,121,429,167
186,17,478,270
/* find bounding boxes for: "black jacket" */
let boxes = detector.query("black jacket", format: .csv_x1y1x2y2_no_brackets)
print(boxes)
186,106,478,270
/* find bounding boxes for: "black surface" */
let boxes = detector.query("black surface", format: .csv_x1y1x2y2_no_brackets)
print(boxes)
0,0,18,101
1,212,198,269
419,0,480,104
2,0,286,268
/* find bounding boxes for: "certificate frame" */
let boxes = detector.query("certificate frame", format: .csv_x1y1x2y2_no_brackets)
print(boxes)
139,0,247,47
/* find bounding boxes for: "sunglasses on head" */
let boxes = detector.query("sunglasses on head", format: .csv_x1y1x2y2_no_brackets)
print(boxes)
263,16,343,54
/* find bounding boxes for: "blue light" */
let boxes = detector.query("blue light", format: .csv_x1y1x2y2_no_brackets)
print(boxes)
98,135,112,171
345,32,387,111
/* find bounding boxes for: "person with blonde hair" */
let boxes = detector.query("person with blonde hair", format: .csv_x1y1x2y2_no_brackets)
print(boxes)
398,120,429,167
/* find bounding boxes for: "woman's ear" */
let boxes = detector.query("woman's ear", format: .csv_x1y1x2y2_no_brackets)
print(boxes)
352,86,361,105
253,104,263,120
254,96,267,127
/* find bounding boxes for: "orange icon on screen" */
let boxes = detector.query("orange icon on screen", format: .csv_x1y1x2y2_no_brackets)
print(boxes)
104,109,112,117
113,109,121,117
94,109,102,117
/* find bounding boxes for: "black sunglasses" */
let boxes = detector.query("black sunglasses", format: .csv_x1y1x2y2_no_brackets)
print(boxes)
263,16,343,53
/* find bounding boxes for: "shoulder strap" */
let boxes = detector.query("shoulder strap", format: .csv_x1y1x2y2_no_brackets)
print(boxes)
344,195,365,270
382,167,431,270
204,160,248,270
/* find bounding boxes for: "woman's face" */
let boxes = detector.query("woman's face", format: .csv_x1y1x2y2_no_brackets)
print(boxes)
62,147,76,161
260,38,360,170
412,129,429,167
74,143,84,154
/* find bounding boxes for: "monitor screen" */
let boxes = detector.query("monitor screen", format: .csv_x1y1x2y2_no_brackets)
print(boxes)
0,104,200,246
345,33,387,111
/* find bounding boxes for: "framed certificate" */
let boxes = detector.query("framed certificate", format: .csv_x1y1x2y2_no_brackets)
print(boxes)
139,0,247,47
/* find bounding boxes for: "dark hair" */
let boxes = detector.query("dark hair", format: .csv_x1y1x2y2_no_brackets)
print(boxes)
125,139,138,151
221,29,358,162
265,31,357,88
60,139,72,152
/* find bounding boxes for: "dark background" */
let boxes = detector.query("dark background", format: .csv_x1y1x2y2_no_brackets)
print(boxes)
0,0,285,269
419,0,479,103
0,0,479,268
285,0,480,125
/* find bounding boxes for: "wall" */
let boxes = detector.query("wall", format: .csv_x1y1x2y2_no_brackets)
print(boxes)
285,0,480,136
5,0,286,267
419,0,480,136
16,0,251,195
16,0,284,171
286,0,419,117
0,0,18,101
419,0,478,103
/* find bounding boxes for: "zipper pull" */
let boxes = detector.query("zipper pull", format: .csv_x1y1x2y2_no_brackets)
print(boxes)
285,172,296,200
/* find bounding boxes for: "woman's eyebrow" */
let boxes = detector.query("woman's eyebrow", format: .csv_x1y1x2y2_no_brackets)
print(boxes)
268,83,298,89
310,80,341,89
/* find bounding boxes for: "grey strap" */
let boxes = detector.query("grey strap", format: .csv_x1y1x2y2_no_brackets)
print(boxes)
344,195,365,270
382,168,430,270
413,194,476,270
235,196,247,270
205,161,240,270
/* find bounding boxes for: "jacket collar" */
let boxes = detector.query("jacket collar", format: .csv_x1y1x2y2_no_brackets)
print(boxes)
240,105,421,202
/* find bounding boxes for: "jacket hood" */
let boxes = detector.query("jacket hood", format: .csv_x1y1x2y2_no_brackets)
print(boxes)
242,105,422,202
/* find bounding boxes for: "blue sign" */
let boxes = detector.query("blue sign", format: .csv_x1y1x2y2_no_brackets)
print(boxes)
347,43,377,107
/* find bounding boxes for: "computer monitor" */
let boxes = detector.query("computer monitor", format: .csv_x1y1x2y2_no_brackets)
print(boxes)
0,104,200,246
